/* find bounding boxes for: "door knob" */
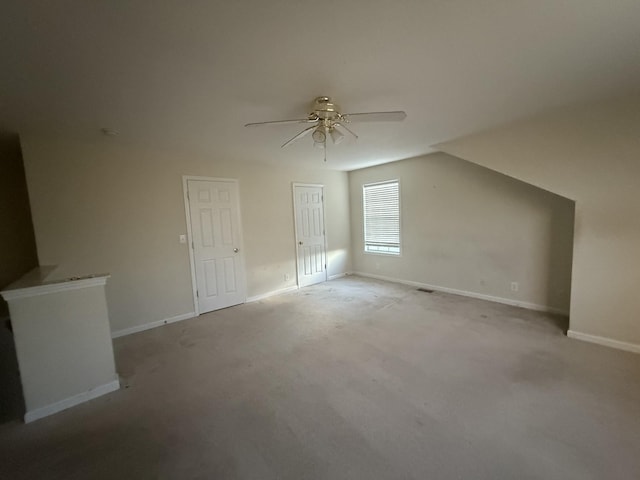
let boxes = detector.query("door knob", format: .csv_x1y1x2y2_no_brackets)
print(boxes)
233,248,239,253
298,241,303,245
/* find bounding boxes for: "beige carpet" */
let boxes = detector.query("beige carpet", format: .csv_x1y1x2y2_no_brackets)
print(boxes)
1,276,639,479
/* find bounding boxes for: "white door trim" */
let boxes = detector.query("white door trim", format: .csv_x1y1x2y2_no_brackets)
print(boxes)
182,176,247,315
292,182,329,287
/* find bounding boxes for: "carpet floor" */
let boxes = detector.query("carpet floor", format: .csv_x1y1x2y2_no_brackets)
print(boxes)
1,276,639,479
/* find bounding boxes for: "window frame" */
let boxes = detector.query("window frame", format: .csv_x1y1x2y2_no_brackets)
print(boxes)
362,179,401,256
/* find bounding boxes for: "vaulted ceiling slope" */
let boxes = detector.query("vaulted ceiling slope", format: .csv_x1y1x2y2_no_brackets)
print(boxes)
2,1,639,170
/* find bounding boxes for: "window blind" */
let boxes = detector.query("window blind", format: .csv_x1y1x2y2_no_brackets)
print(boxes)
363,181,400,254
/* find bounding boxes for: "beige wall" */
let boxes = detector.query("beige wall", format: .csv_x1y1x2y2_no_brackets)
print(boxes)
437,94,640,346
20,136,351,334
349,153,575,312
0,133,38,316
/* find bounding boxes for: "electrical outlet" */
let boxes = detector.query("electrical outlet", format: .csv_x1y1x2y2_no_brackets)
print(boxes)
284,273,290,282
179,234,187,244
511,282,519,292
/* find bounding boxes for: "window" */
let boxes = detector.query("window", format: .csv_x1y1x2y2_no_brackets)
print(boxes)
363,180,400,255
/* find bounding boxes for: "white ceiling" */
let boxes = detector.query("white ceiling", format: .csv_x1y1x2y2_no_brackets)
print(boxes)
2,1,639,171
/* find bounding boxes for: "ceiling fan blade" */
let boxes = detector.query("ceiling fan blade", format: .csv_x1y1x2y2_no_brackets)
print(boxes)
245,117,317,127
281,125,317,148
341,111,407,123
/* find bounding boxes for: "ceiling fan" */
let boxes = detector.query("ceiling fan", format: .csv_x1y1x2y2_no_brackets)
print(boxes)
245,96,406,161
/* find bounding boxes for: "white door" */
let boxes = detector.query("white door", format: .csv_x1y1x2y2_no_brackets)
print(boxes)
293,184,327,287
187,179,246,314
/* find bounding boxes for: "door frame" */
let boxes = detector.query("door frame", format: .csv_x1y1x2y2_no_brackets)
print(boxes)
292,182,329,287
182,175,247,315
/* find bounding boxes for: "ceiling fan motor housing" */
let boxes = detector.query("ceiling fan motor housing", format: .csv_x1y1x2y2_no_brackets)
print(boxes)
312,96,341,120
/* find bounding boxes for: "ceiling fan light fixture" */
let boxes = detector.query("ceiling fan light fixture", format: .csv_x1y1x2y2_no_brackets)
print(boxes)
329,126,344,145
312,126,326,143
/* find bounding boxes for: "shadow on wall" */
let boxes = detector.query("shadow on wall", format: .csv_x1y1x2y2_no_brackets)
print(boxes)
0,321,25,422
547,196,575,322
0,131,37,423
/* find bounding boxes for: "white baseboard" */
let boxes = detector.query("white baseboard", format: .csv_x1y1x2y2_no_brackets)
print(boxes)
246,285,299,303
567,330,640,354
111,312,196,339
329,272,349,281
352,272,569,316
24,378,120,423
